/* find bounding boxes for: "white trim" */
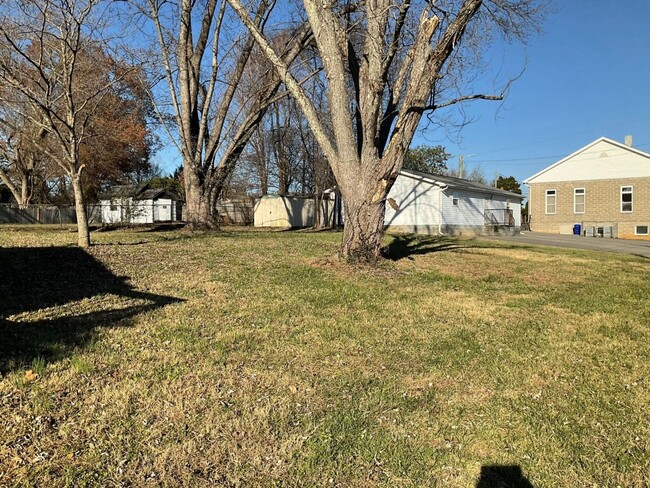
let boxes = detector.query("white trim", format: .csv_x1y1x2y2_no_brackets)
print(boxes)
545,188,557,214
635,225,649,236
621,185,633,213
524,137,650,184
573,188,585,214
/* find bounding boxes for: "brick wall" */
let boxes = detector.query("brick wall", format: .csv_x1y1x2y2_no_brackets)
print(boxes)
528,177,650,240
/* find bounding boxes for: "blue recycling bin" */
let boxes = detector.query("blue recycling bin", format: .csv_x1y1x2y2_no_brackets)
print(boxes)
573,224,582,236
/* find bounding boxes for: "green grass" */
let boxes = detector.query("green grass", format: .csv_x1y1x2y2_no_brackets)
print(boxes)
0,226,649,486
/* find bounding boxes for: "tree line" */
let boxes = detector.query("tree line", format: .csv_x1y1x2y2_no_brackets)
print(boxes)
0,0,546,259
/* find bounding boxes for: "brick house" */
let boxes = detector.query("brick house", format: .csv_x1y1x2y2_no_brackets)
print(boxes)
523,137,650,240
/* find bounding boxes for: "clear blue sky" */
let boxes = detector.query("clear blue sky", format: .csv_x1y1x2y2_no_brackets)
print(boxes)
154,1,650,193
413,0,650,190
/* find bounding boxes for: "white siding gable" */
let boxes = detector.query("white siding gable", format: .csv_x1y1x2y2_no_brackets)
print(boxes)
525,138,650,184
384,173,441,227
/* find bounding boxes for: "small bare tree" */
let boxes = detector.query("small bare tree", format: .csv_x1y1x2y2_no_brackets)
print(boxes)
0,111,44,207
228,0,546,261
0,0,127,247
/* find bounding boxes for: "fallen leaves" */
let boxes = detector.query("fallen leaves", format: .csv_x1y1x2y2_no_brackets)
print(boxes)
24,370,38,382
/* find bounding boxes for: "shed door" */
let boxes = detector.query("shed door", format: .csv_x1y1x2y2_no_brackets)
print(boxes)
156,201,172,221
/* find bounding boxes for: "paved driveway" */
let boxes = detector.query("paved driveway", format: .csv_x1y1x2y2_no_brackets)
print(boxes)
482,232,650,258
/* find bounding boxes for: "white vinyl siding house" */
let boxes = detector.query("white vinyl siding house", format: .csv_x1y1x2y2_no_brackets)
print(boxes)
255,170,524,235
383,170,523,235
382,172,442,234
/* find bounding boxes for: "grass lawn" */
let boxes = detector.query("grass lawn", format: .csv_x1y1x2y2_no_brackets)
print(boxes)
1,226,648,486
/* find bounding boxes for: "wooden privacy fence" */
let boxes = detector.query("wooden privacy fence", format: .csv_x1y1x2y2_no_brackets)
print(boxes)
0,204,102,225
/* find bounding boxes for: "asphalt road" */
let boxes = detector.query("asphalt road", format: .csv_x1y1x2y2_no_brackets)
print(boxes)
482,232,650,258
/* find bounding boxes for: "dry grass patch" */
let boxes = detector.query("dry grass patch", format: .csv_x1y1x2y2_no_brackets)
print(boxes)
1,228,649,486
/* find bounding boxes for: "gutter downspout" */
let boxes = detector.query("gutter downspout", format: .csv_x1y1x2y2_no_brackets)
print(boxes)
434,183,448,236
525,183,530,231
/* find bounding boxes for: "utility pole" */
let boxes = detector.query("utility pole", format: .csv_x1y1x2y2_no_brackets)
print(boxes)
459,154,464,179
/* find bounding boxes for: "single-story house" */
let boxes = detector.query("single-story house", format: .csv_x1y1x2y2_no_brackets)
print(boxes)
253,170,523,235
523,136,650,239
100,184,181,224
384,169,523,235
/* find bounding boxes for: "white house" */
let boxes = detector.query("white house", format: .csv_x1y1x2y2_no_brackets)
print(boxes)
384,170,523,235
253,170,523,235
100,185,181,224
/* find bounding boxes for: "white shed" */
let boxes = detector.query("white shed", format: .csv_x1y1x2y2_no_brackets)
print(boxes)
100,185,181,225
384,170,523,235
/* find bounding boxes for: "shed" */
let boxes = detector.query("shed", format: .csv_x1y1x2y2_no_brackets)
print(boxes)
100,185,181,224
254,192,339,228
254,195,316,228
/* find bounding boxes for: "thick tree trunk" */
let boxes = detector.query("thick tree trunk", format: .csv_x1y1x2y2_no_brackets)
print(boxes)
338,189,387,262
71,174,90,248
184,170,217,229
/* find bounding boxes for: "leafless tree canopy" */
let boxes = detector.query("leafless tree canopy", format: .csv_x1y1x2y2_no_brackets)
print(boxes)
228,0,547,261
131,0,313,227
0,0,134,246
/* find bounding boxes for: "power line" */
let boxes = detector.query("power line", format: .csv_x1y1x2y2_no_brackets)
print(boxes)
468,142,650,165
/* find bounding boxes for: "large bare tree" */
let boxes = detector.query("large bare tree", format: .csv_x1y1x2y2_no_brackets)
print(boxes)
0,0,128,247
228,0,546,261
136,0,312,228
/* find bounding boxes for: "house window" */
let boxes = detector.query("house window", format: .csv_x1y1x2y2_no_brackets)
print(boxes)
110,199,117,211
452,192,459,206
636,225,649,235
574,188,585,214
621,186,633,212
545,189,556,214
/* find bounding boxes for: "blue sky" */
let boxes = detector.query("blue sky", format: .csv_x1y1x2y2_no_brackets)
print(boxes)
153,1,650,193
413,0,650,189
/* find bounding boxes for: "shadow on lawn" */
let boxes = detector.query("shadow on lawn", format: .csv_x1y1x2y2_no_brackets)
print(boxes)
476,465,534,487
384,234,538,261
0,246,182,373
383,234,464,261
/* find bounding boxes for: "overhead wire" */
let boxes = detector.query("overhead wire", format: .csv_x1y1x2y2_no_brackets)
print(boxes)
468,141,650,165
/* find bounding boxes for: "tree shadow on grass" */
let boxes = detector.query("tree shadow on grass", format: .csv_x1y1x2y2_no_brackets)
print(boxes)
383,234,465,261
383,234,545,261
476,465,534,487
0,246,183,373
